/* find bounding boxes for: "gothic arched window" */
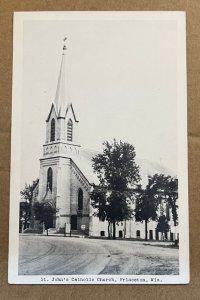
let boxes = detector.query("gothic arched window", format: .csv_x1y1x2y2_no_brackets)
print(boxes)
78,188,83,210
47,167,53,192
67,119,73,142
50,118,55,142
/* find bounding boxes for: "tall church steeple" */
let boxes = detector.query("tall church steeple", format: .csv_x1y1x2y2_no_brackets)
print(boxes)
38,38,89,233
45,38,79,149
54,37,68,117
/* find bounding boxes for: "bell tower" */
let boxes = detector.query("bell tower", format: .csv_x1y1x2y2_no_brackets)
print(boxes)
37,38,82,230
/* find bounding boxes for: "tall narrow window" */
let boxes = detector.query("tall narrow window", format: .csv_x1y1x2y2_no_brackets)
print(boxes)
67,119,73,142
78,188,83,210
50,118,55,142
47,167,53,192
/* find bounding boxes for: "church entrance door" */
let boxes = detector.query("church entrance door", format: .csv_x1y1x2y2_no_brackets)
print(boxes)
71,215,77,230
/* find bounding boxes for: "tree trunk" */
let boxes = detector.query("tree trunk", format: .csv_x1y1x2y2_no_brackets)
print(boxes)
46,228,48,236
113,221,116,239
172,203,177,227
108,222,110,239
24,219,27,230
145,220,148,241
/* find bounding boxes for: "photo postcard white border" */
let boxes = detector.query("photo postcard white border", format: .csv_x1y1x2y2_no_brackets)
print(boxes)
8,11,189,284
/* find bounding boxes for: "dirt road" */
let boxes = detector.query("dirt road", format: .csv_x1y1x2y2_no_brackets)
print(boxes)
19,235,178,275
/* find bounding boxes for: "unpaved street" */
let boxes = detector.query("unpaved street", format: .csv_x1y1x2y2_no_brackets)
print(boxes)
19,235,179,275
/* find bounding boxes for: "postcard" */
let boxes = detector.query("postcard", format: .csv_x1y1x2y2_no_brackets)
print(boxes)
9,11,189,284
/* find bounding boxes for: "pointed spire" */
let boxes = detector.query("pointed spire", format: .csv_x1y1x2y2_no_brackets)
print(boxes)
54,37,69,117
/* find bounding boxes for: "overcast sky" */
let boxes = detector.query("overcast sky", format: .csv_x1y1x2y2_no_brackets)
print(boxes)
19,14,180,187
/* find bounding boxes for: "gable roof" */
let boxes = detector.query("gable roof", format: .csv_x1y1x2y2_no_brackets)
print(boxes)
46,103,57,122
46,102,79,122
65,103,79,122
72,148,99,185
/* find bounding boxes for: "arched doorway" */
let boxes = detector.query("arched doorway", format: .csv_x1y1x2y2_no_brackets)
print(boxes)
71,215,77,230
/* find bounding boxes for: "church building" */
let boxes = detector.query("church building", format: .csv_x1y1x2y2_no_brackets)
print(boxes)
31,40,178,241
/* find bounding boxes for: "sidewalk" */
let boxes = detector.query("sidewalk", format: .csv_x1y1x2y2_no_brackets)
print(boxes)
19,232,177,247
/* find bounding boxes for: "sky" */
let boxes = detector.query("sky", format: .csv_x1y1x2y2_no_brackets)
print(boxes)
19,15,179,187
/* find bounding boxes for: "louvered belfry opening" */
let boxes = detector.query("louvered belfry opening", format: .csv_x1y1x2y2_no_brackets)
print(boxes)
67,118,73,141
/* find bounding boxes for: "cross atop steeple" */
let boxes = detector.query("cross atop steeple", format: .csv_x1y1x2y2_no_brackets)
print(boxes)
63,37,67,51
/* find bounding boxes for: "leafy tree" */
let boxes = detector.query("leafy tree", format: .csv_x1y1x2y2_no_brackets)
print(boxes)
20,179,39,203
156,215,170,240
91,139,140,239
135,174,178,240
145,174,178,226
20,179,39,231
135,180,158,241
33,200,57,236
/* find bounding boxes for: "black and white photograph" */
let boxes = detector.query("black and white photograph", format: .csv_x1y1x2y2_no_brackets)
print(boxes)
9,11,189,284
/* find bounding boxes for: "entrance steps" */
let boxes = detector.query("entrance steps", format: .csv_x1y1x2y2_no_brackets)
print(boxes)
71,230,88,237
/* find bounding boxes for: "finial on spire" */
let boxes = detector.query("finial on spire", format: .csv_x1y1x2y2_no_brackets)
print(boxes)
63,37,67,52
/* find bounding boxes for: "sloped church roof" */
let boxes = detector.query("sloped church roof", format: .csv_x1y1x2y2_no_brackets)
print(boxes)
73,147,169,188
